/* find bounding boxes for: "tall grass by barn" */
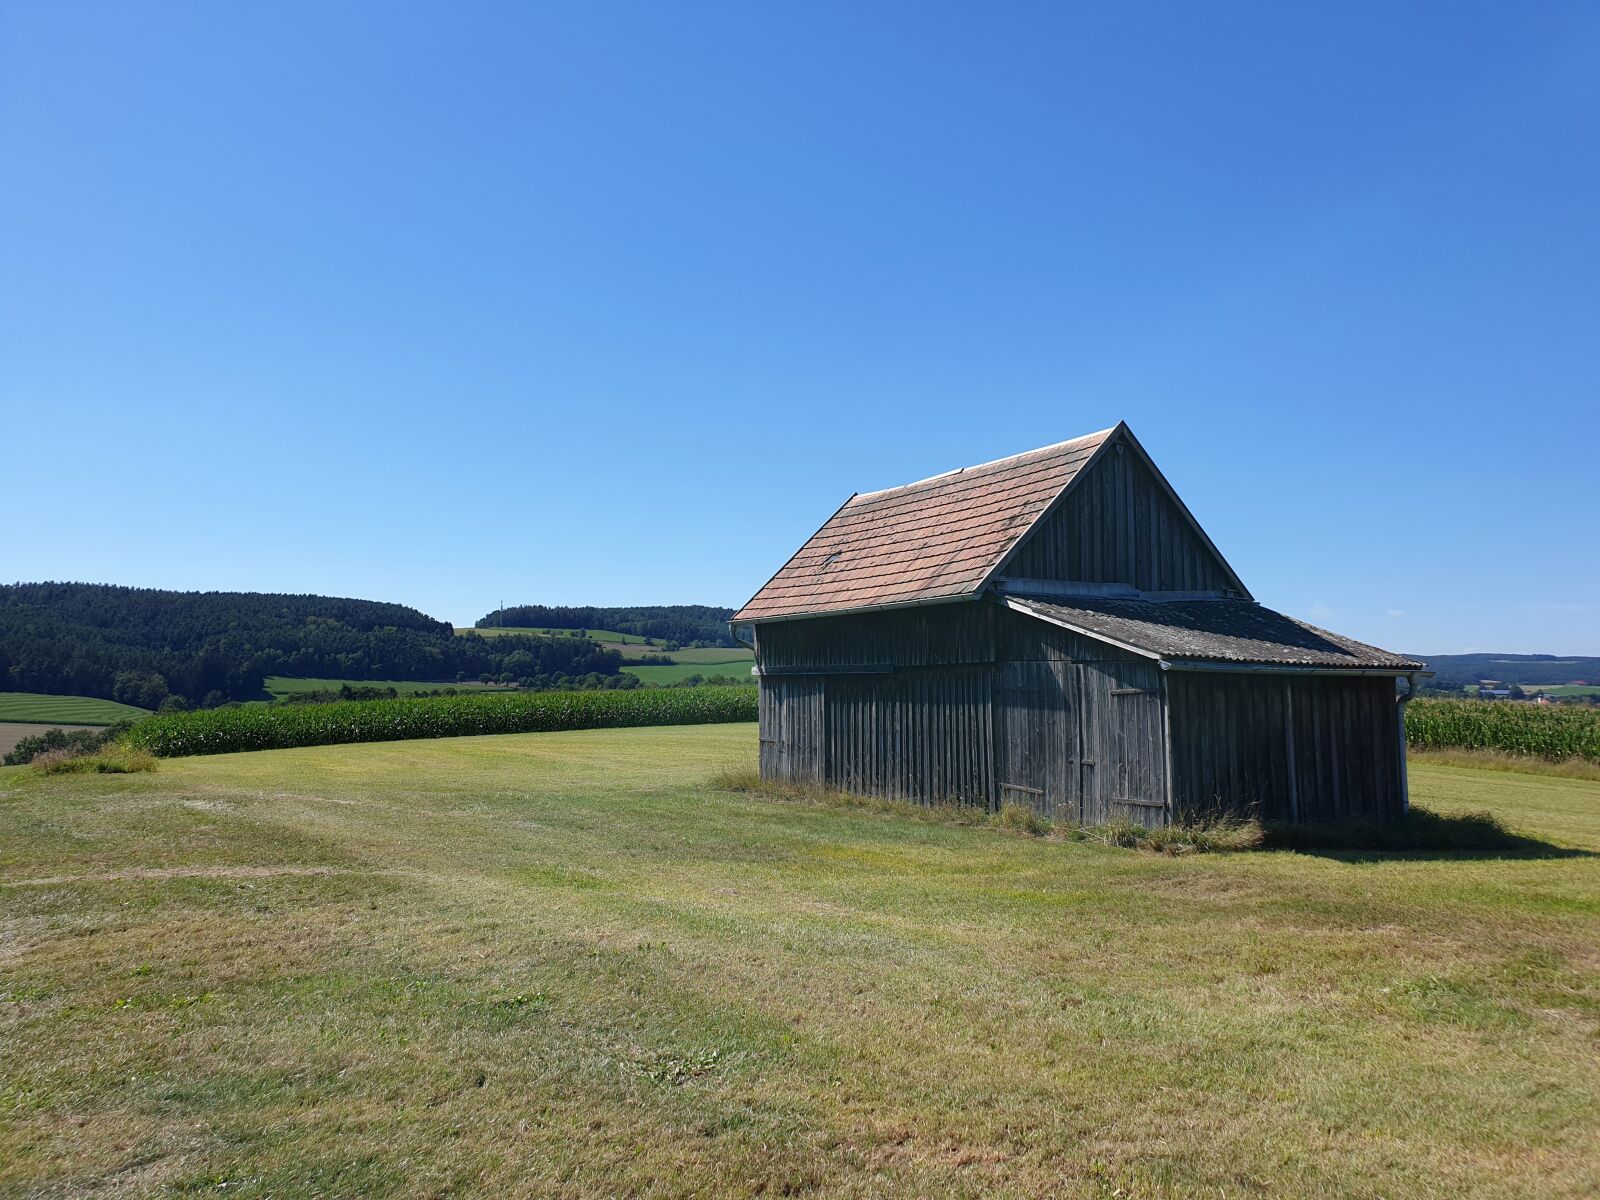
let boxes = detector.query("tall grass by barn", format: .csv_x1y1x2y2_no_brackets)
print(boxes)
1406,698,1600,762
127,686,757,757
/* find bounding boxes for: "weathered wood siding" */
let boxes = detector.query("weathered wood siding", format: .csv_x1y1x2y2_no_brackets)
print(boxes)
821,667,993,805
758,676,824,785
993,657,1074,819
755,604,996,806
755,602,1173,825
1166,672,1403,822
1005,441,1241,594
755,603,1403,829
997,608,1168,827
755,603,995,670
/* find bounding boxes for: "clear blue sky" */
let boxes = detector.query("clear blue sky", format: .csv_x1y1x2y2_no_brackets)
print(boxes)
3,2,1596,654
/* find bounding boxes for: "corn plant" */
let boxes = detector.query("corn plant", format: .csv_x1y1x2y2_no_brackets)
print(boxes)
1406,698,1600,762
126,686,758,758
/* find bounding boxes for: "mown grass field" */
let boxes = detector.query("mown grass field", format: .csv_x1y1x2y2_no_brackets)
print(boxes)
263,676,503,700
0,691,150,725
1,728,1596,1197
624,660,755,685
618,644,751,663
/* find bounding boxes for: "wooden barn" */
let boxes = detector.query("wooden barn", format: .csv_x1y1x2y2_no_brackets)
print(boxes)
731,423,1425,826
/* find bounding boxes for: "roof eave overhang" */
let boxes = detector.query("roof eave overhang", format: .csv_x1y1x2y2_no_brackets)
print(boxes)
1158,659,1424,676
1004,596,1423,675
731,590,977,626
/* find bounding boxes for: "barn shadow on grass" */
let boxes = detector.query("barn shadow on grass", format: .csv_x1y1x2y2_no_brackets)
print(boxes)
1260,807,1594,862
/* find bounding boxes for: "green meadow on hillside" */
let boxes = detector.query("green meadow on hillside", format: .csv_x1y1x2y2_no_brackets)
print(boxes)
624,660,754,685
0,691,150,725
263,676,503,700
635,646,752,664
1,726,1596,1197
459,626,650,644
454,625,755,682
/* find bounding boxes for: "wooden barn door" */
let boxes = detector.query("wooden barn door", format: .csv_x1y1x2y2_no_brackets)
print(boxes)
759,677,824,785
1078,660,1168,827
994,660,1076,819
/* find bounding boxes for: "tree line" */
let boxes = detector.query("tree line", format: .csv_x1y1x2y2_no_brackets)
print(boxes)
0,583,624,707
477,604,738,647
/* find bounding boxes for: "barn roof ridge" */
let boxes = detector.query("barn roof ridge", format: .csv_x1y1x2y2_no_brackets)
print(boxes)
853,425,1119,500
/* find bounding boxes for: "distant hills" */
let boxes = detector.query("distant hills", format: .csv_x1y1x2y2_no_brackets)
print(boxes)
8,582,1592,708
0,583,629,707
477,605,737,647
1411,653,1600,690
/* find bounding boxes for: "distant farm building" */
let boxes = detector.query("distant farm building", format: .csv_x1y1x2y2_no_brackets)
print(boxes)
732,423,1425,826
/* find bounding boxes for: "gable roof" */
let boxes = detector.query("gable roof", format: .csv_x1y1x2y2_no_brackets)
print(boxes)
733,428,1115,622
1008,596,1424,671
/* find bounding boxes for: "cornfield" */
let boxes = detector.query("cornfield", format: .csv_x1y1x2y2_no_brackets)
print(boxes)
126,686,758,758
1405,698,1600,762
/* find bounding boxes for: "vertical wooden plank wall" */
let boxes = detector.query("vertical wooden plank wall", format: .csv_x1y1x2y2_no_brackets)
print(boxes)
756,604,997,808
1005,441,1240,594
998,610,1169,827
1166,673,1402,821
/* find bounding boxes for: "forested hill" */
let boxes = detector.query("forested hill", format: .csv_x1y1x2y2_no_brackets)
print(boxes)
1413,652,1600,691
478,605,738,647
0,583,622,707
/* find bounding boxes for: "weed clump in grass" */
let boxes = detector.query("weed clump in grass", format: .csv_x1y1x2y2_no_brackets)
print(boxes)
31,747,158,775
710,764,993,827
1089,816,1264,854
4,720,135,766
997,802,1051,837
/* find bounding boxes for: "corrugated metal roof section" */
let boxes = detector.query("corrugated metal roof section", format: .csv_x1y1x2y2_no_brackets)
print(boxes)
1011,596,1425,670
734,428,1115,622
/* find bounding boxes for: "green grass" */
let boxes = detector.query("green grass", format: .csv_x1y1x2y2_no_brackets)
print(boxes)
1529,685,1600,699
453,627,752,676
1,729,1596,1197
0,691,150,725
263,676,502,700
616,643,752,663
623,659,754,685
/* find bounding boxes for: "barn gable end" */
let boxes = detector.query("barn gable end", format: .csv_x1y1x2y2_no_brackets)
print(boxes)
996,428,1250,597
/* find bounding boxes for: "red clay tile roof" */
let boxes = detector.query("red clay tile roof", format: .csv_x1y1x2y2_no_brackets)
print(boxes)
733,429,1114,622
